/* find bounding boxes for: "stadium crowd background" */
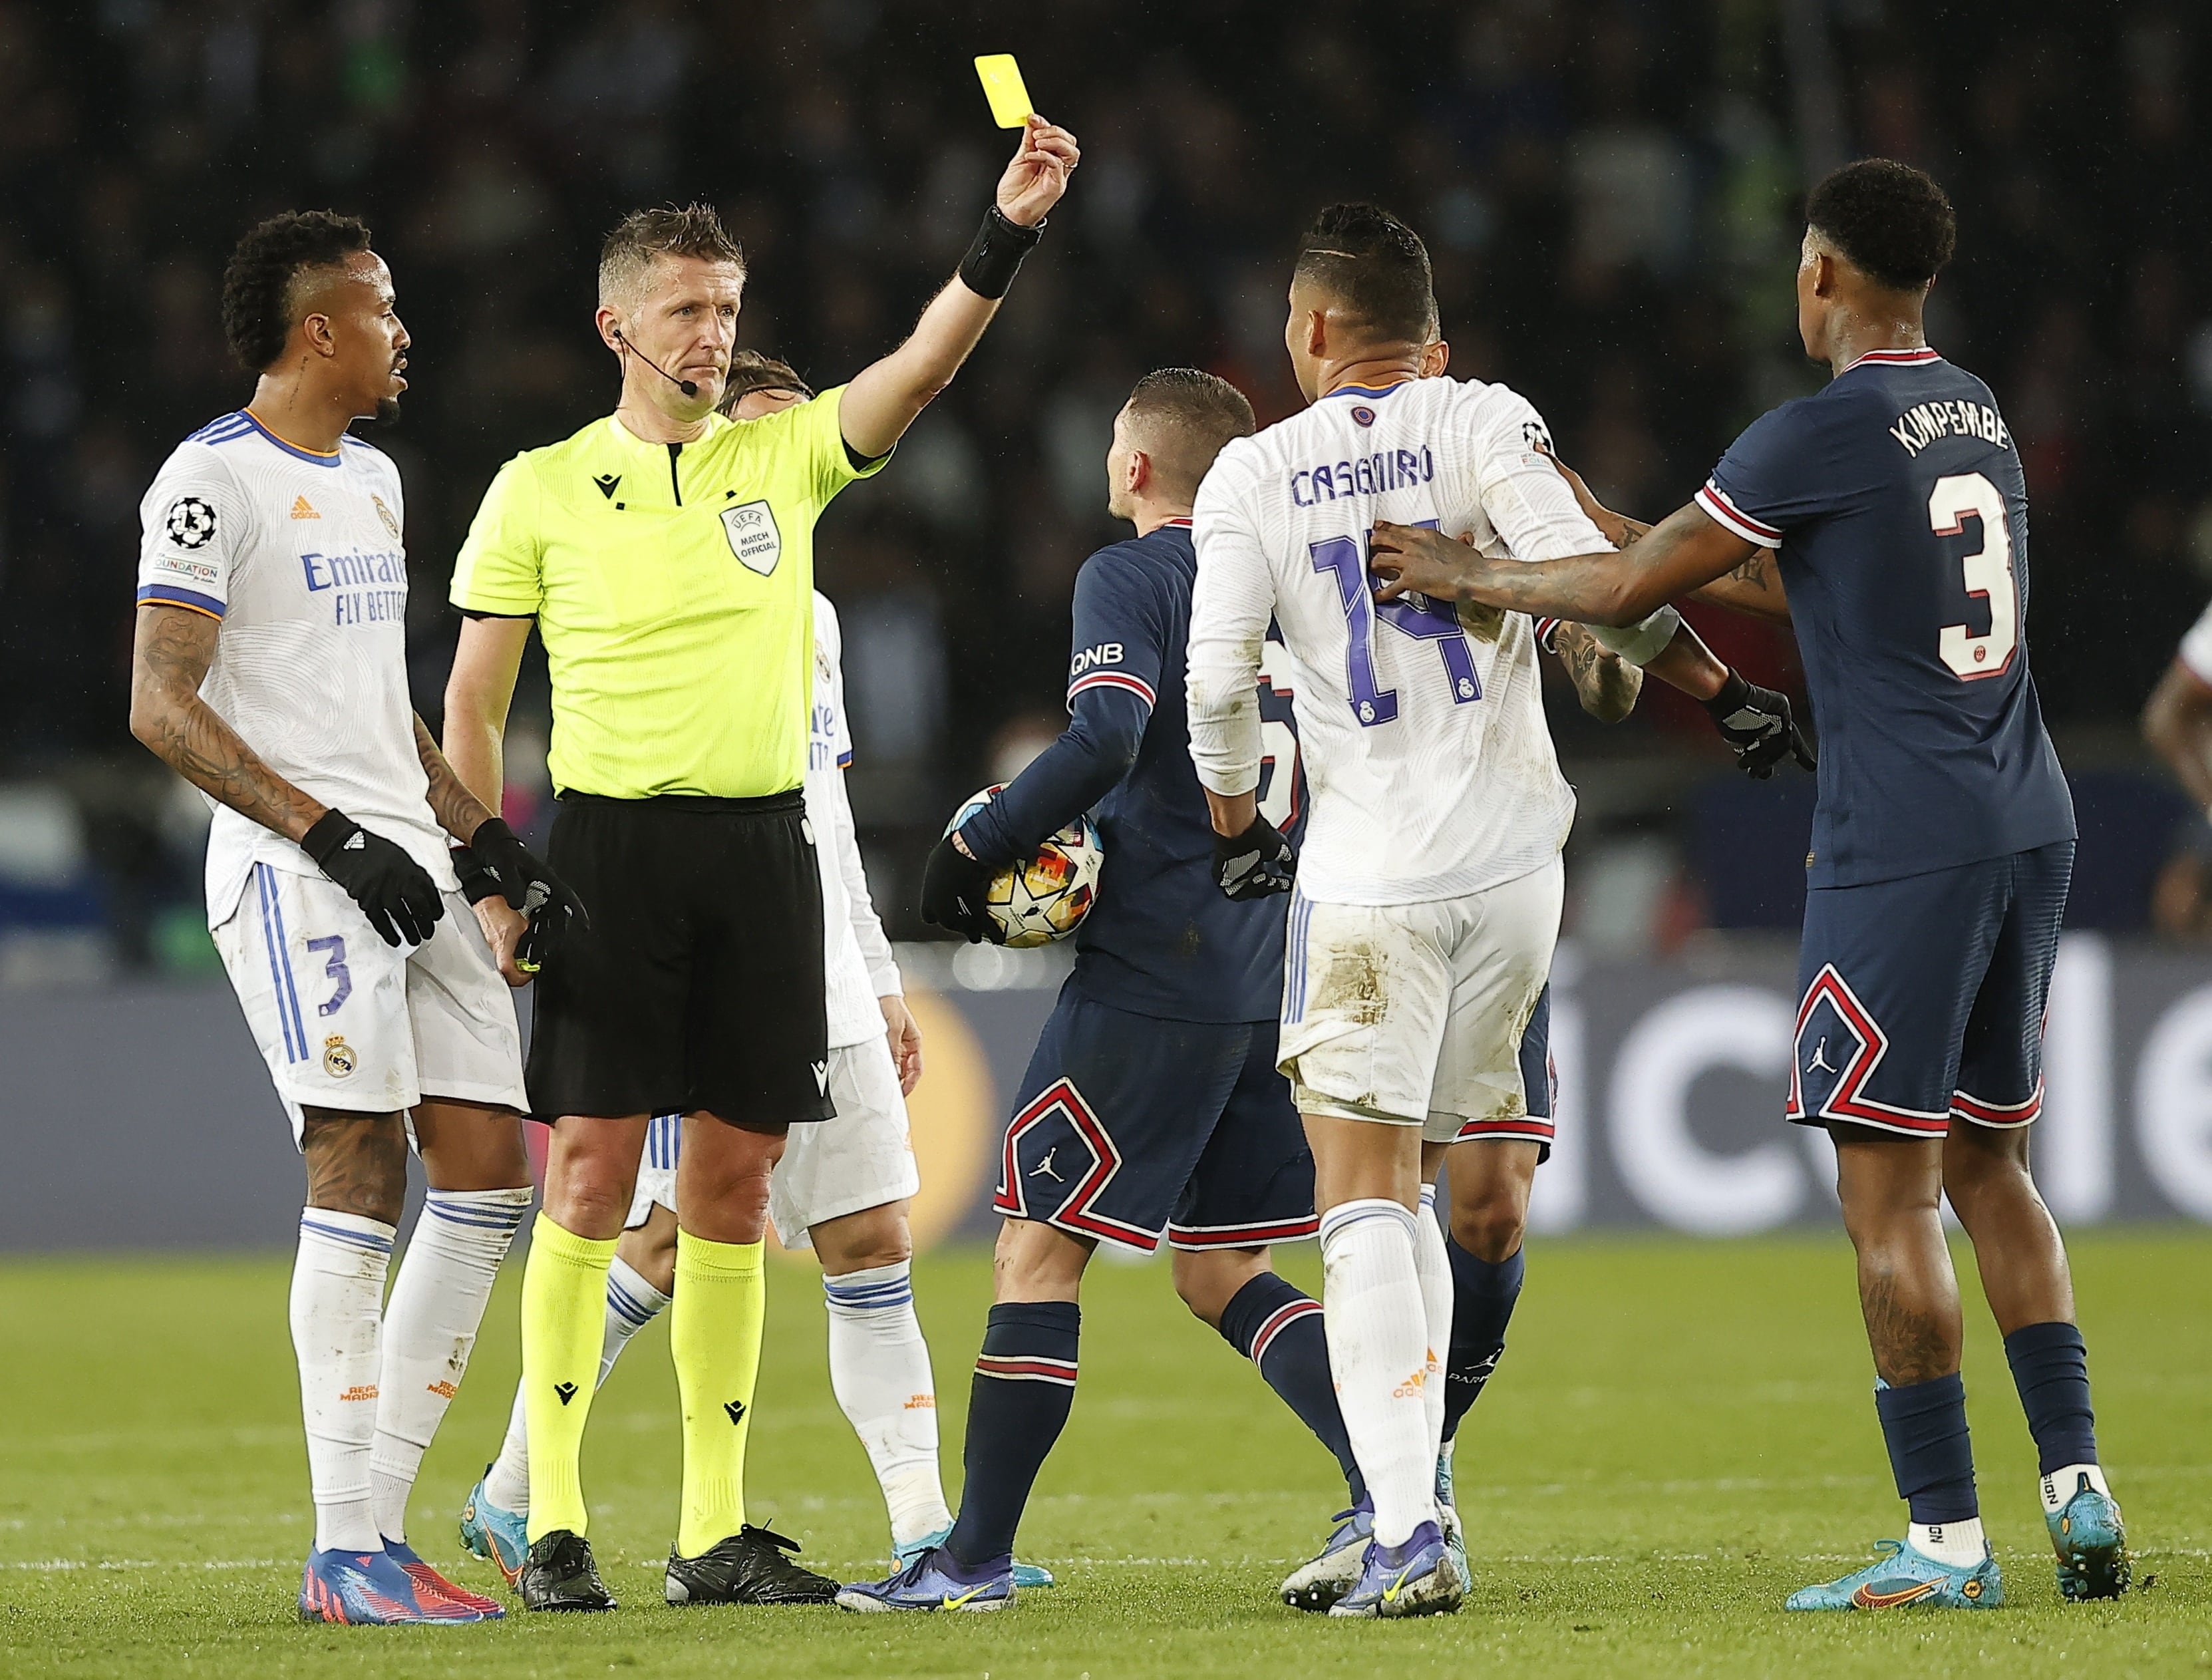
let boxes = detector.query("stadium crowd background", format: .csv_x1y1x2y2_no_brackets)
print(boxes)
1,0,2208,980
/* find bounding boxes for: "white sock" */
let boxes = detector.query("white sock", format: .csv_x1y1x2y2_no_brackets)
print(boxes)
370,1187,532,1543
1910,1516,1988,1566
2040,1462,2111,1512
291,1207,395,1554
1414,1184,1453,1472
1319,1198,1437,1549
480,1254,670,1516
824,1260,953,1549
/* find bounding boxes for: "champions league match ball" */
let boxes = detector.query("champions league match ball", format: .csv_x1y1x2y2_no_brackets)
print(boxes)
945,785,1102,948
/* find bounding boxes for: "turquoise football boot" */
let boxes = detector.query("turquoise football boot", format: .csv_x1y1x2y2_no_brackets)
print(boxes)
457,1469,528,1587
1436,1445,1471,1594
2046,1472,2130,1601
896,1525,1053,1590
1786,1537,2004,1611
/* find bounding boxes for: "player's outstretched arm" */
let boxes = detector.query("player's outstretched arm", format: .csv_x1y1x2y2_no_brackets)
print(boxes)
839,115,1078,460
1371,502,1753,627
2143,659,2212,813
129,603,327,840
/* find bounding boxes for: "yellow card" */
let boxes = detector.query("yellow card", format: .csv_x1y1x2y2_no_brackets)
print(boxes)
974,54,1034,128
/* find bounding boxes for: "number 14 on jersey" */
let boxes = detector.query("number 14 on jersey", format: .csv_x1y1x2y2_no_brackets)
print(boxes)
1310,524,1480,727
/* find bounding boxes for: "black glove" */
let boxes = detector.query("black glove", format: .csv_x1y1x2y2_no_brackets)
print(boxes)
448,844,503,906
1213,812,1297,902
1704,671,1817,780
301,810,445,947
466,817,586,969
920,830,1003,944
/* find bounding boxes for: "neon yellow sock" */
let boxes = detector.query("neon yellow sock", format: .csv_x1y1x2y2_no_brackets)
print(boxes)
520,1213,616,1542
672,1230,766,1558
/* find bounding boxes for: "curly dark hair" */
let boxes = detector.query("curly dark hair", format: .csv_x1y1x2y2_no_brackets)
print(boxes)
220,210,374,374
1806,160,1956,291
1293,202,1435,345
1122,367,1255,497
717,349,814,416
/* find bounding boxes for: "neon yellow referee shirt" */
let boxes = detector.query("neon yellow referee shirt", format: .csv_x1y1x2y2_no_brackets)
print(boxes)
450,389,886,800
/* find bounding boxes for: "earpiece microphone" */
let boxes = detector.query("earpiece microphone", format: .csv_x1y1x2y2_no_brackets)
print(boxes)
612,327,699,399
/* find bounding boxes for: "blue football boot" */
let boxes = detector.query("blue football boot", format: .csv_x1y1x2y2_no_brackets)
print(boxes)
1436,1446,1471,1595
1786,1537,2004,1611
457,1469,528,1586
1279,1500,1374,1611
2046,1472,2130,1601
896,1524,1053,1590
1329,1518,1462,1619
836,1545,1015,1613
299,1546,486,1623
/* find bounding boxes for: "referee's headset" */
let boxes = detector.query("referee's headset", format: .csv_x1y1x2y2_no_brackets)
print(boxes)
611,325,699,399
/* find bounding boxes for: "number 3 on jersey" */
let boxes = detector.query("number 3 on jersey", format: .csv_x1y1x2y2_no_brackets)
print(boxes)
1931,472,2018,681
1310,526,1480,727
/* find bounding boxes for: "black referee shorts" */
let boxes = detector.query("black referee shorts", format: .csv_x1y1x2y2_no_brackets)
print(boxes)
528,790,833,1128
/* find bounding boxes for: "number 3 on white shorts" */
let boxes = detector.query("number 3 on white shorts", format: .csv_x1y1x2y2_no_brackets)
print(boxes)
1931,471,2018,681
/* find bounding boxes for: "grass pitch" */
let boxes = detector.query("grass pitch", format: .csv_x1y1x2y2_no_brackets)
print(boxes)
1,1232,2205,1678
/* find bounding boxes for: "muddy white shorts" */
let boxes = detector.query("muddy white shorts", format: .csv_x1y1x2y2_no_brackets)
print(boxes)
623,1034,920,1246
1277,856,1562,1143
212,862,528,1142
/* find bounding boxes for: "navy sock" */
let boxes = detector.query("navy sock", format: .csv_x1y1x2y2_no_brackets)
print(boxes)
1217,1273,1366,1508
2004,1320,2098,1474
1873,1373,1978,1524
1442,1237,1524,1443
943,1301,1080,1571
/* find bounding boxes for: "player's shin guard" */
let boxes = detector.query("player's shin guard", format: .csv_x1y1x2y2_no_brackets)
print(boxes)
1319,1199,1435,1550
825,1260,953,1550
520,1214,617,1542
671,1232,766,1559
2003,1321,2099,1476
943,1301,1080,1571
1412,1188,1452,1466
1216,1273,1364,1506
484,1255,670,1516
1875,1372,1981,1562
1442,1236,1523,1444
371,1188,532,1544
291,1208,396,1554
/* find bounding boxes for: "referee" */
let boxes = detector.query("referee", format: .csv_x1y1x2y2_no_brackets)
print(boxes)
442,116,1078,1611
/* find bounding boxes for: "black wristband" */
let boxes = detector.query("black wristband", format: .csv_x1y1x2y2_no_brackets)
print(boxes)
1702,670,1751,719
958,206,1044,300
299,809,358,866
450,844,503,906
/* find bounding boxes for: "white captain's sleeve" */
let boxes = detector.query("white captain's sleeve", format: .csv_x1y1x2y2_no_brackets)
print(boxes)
1468,385,1681,665
815,597,901,998
1187,453,1275,797
136,443,248,620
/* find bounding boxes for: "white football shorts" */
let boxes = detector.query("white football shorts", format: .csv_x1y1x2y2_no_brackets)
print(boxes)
623,1033,921,1247
213,862,528,1143
1277,855,1563,1143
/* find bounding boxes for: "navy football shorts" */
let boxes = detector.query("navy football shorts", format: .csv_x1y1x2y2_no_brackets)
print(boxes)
994,986,1317,1254
1450,981,1554,1157
1788,841,2073,1138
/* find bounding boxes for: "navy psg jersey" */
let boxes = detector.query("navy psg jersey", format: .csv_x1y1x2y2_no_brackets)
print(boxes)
1698,349,2074,888
960,519,1305,1023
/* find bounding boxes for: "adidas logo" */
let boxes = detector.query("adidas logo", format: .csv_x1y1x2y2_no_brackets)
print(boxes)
723,1399,746,1425
342,832,365,850
290,495,319,519
554,1381,578,1405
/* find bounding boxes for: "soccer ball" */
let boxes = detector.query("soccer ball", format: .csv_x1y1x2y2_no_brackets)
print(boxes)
944,785,1102,948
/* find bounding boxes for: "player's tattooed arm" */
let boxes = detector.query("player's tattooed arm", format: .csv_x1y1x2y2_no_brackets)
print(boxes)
1550,622,1642,723
1690,549,1793,625
128,603,329,841
1370,503,1755,627
412,714,498,844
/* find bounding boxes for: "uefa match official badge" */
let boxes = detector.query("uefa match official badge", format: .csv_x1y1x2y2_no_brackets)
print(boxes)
721,498,782,576
322,1035,357,1078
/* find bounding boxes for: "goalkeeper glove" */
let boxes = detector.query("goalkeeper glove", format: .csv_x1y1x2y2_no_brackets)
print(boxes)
1212,813,1297,902
301,810,445,947
465,817,585,969
1704,671,1816,779
921,830,1004,944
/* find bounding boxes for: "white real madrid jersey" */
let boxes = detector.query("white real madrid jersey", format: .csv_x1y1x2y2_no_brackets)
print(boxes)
1188,375,1607,906
135,413,455,927
808,593,902,1047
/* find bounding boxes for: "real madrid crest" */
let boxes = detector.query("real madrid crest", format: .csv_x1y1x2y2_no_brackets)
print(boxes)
323,1035,357,1078
371,494,400,539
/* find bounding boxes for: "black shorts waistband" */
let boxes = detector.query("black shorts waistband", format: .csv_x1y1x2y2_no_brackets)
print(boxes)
557,788,805,816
